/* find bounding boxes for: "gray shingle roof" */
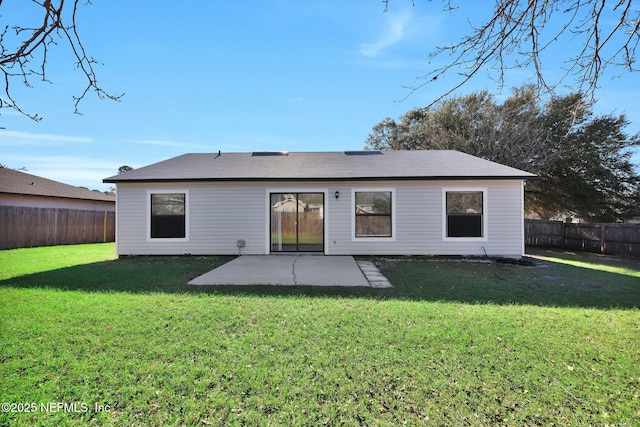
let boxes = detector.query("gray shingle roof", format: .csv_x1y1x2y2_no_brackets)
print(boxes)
0,167,115,202
103,150,535,183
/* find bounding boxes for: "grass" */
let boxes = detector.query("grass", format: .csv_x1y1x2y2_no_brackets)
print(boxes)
0,243,230,294
1,244,639,426
0,244,117,279
377,248,640,308
530,250,640,277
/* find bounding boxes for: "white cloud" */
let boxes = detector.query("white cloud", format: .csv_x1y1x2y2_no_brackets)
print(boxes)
0,130,92,146
360,10,413,58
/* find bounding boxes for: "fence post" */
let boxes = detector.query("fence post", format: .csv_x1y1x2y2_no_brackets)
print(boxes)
600,224,606,254
103,210,108,242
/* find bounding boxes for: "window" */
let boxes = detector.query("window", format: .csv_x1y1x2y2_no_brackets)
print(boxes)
445,190,484,238
150,192,186,239
355,191,392,238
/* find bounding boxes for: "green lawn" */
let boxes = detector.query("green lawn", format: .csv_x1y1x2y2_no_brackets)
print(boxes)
1,244,639,426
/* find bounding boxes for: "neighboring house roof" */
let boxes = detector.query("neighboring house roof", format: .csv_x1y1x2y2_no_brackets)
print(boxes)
104,150,536,183
0,167,115,202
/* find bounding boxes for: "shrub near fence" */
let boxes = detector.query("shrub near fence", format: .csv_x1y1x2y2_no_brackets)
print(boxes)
0,206,115,250
525,219,640,258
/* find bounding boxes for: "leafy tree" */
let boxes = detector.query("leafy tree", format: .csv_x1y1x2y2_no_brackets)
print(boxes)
532,97,640,220
0,0,122,120
384,0,640,106
118,165,133,175
365,86,640,221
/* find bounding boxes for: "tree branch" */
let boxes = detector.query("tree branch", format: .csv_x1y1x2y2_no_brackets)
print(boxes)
398,0,640,109
0,0,123,120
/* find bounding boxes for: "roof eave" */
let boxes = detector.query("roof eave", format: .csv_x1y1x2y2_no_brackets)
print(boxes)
104,175,536,184
0,190,115,203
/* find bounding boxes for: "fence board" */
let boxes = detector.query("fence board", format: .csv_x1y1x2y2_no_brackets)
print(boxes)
525,219,640,258
272,211,324,238
0,206,115,250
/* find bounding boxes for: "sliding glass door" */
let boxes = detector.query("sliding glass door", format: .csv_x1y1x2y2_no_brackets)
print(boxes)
270,193,324,252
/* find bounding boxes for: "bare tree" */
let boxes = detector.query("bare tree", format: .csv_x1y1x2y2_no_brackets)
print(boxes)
0,0,123,120
385,0,640,105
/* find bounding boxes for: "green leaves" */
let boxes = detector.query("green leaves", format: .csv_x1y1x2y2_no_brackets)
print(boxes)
366,85,640,221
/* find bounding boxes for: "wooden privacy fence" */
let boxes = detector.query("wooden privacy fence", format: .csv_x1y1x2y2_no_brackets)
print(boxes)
271,211,324,239
525,219,640,258
0,206,115,250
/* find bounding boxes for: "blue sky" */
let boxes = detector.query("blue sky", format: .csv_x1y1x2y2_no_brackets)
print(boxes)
1,0,639,192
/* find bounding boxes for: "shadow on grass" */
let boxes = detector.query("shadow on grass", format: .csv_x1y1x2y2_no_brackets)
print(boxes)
1,249,638,309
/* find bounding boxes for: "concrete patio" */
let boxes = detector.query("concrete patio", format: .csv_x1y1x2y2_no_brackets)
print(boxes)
188,255,392,288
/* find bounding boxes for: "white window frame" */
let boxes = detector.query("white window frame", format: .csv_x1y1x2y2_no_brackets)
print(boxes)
351,187,396,242
147,189,189,242
442,187,488,242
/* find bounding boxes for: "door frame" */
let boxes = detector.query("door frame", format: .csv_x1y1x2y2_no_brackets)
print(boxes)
265,188,329,254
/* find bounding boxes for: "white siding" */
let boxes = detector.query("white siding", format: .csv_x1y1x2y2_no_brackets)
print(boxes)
116,182,268,255
115,180,525,257
326,180,524,257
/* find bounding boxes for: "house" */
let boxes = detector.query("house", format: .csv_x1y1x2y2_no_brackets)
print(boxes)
1,167,115,211
624,210,640,224
272,194,308,213
1,167,116,249
103,150,535,257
